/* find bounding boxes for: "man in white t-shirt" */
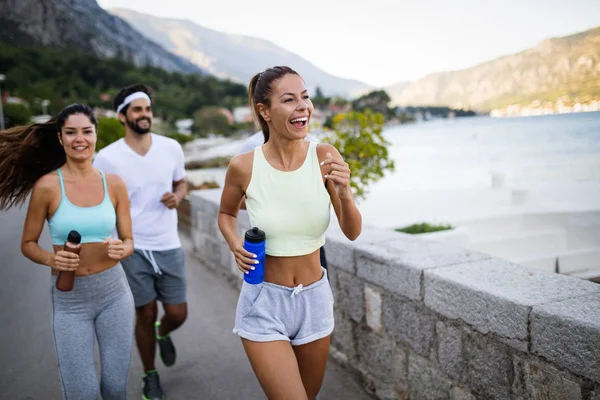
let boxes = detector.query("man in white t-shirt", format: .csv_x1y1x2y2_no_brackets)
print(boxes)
93,84,187,400
238,130,328,272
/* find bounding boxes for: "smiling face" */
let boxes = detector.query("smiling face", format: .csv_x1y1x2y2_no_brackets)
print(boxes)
258,74,313,140
120,98,152,135
57,113,97,161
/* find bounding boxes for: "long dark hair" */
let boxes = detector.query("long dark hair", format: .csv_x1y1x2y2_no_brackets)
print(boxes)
0,104,98,209
248,66,299,143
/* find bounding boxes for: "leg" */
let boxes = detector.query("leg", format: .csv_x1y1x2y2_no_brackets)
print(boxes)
95,290,135,400
136,300,159,372
242,339,308,400
52,295,99,400
120,251,159,373
153,247,187,366
293,336,331,400
158,302,187,337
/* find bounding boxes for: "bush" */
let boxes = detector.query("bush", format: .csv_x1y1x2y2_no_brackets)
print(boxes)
96,117,124,151
3,102,31,127
396,223,453,234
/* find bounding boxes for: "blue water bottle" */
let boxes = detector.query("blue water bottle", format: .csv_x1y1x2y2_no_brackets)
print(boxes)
243,227,266,284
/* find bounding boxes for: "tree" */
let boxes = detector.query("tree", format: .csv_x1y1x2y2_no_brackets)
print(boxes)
193,106,231,137
352,90,392,119
322,110,395,200
312,86,330,109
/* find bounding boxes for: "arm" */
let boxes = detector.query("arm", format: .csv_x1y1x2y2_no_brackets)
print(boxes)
319,144,362,240
160,179,187,209
218,155,257,274
21,177,78,271
173,179,188,202
105,174,134,260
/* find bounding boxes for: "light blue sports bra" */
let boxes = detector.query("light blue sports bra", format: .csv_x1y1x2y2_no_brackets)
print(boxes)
48,168,117,245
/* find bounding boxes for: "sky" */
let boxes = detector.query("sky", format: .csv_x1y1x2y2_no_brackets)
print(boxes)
97,0,600,87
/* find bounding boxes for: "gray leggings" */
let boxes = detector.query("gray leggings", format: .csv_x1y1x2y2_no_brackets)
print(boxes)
51,264,135,400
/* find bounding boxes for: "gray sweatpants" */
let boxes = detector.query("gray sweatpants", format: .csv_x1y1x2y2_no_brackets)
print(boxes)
51,264,135,400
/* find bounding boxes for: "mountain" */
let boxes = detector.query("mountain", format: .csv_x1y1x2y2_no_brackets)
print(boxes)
0,0,202,74
108,8,371,98
386,27,600,111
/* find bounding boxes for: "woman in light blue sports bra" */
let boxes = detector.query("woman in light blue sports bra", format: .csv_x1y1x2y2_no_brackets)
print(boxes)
219,66,363,399
0,104,135,400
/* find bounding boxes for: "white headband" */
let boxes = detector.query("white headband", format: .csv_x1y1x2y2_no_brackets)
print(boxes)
116,92,152,114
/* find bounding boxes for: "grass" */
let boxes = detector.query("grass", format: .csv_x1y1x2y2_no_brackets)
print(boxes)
396,223,453,235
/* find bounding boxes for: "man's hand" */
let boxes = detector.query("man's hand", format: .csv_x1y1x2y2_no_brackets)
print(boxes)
161,192,181,209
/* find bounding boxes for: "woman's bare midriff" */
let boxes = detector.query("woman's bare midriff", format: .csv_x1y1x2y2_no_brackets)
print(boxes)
51,242,118,276
263,249,323,287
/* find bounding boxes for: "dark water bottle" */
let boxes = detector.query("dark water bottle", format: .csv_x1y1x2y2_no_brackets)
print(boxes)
243,227,266,284
55,230,82,292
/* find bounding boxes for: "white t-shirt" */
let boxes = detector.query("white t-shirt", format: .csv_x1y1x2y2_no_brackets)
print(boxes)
238,131,317,155
93,133,186,250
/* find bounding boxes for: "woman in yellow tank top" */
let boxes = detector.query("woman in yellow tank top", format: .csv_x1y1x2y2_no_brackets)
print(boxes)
218,66,362,400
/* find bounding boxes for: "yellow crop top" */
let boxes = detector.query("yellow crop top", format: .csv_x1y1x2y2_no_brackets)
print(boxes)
245,142,331,256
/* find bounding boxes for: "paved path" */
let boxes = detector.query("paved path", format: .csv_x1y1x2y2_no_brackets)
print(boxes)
0,205,372,399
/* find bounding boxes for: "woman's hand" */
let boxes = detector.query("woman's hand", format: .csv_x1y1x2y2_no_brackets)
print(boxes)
105,238,126,260
321,152,352,199
51,251,79,272
231,237,258,275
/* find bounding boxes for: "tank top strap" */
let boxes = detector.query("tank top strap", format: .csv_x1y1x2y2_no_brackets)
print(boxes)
308,141,318,163
99,170,109,201
252,145,267,170
56,168,66,196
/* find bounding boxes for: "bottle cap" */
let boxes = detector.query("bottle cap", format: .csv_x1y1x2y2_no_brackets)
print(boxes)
244,227,265,243
67,230,82,244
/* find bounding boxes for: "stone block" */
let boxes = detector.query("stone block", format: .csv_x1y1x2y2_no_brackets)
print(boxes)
512,357,582,400
408,353,452,400
591,389,600,400
331,309,357,362
357,237,489,301
203,237,225,269
336,270,365,323
356,325,407,386
424,258,600,341
463,330,512,400
324,238,355,273
437,322,463,381
365,285,383,333
531,294,600,382
450,387,476,400
325,226,414,274
196,210,219,239
189,189,221,215
382,294,437,357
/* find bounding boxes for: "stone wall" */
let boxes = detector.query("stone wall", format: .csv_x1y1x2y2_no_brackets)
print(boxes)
186,189,600,400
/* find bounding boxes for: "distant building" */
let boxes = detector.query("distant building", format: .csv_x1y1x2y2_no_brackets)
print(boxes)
233,106,253,123
218,107,235,125
175,119,194,135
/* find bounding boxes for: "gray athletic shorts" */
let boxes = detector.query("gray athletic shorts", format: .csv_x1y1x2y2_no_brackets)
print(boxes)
120,248,187,308
233,268,334,346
